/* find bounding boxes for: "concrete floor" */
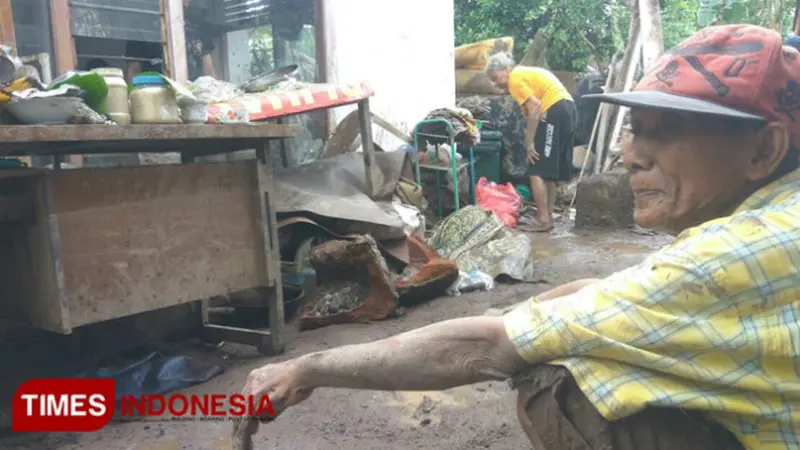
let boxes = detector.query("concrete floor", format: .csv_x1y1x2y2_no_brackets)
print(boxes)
0,223,672,450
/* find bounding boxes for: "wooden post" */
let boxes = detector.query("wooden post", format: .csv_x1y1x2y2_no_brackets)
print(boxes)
357,99,378,198
314,0,331,139
160,0,188,84
0,0,16,55
596,1,640,174
49,0,83,168
604,34,643,172
49,0,76,74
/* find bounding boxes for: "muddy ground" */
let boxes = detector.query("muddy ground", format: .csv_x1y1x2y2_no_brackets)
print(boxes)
0,223,672,450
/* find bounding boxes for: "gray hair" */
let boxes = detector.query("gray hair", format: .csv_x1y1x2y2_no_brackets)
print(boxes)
485,52,516,75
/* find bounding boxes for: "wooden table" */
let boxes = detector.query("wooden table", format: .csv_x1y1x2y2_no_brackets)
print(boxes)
0,123,300,354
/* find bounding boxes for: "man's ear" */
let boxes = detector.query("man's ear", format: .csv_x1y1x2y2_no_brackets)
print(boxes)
746,122,790,181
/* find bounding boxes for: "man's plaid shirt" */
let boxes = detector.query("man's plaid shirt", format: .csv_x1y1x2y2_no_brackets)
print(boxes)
505,170,800,450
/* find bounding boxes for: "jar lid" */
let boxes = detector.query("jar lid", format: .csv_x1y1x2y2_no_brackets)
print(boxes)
91,67,124,77
132,74,167,87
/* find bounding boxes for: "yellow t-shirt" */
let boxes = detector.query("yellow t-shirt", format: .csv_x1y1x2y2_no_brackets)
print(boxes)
507,66,572,113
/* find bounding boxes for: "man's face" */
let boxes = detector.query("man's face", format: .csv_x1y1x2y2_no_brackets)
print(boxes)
488,69,510,89
624,109,760,234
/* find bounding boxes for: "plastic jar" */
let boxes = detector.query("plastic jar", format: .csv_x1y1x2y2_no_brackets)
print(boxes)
130,74,181,124
92,67,131,125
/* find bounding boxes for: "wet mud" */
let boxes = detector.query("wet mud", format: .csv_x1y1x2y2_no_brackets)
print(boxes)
0,221,671,450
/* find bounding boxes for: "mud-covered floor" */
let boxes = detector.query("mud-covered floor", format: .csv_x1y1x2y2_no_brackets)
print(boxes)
1,223,672,450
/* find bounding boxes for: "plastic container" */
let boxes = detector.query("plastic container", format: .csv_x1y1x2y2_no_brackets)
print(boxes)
130,74,181,124
516,184,532,201
473,141,502,182
92,67,131,125
181,101,208,124
480,130,503,141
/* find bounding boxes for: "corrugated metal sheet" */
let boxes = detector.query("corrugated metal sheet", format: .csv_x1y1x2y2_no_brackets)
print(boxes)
71,0,163,43
220,0,271,28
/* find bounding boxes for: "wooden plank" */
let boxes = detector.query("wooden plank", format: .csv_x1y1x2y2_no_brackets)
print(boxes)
50,0,76,74
357,99,378,198
160,0,188,84
596,24,640,174
314,0,331,139
605,36,643,172
0,0,16,55
48,162,267,328
0,138,266,158
254,144,284,354
24,174,71,333
571,59,617,208
0,124,300,143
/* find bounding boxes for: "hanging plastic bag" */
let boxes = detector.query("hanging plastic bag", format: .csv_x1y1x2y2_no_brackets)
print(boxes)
475,177,522,227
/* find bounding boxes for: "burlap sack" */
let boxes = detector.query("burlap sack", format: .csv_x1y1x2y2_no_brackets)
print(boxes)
455,37,515,70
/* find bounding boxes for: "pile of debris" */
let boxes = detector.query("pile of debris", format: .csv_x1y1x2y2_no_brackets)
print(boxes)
214,149,536,331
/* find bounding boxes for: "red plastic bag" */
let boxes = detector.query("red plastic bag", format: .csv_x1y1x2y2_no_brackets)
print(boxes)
475,177,522,227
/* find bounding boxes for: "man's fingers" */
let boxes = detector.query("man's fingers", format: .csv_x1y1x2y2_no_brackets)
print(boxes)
231,416,259,450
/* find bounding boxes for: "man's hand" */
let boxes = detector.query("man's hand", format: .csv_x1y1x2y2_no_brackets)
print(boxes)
231,361,314,448
526,144,540,164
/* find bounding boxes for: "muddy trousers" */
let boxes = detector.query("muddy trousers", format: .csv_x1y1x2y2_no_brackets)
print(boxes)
513,366,745,450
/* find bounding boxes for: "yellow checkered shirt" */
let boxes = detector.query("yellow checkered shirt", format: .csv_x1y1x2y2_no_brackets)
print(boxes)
505,170,800,450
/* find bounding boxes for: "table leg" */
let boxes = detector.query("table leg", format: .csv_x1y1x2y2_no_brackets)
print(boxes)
255,143,285,354
357,99,377,198
277,117,290,168
199,143,286,355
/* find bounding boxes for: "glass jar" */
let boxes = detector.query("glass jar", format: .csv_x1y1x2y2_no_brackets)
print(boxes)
92,67,131,125
130,74,181,124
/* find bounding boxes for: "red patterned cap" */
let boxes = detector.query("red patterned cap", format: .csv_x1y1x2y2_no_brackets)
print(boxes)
586,24,800,147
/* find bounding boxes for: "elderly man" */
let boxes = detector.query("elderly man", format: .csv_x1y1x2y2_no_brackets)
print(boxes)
235,25,800,450
485,52,577,232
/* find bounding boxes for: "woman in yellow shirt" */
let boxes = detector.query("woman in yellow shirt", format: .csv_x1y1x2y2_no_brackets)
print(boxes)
486,53,577,232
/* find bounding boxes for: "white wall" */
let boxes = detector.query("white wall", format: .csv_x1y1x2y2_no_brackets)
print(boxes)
225,29,253,86
322,0,455,151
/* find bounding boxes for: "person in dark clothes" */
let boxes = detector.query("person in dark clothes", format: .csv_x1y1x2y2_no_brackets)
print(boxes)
182,0,218,80
124,40,163,82
124,0,218,82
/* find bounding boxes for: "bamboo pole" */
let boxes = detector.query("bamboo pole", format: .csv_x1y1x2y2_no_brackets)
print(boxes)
570,60,617,209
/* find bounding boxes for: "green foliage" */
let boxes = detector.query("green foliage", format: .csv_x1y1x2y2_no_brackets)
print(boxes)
249,26,275,77
454,0,620,71
454,0,797,72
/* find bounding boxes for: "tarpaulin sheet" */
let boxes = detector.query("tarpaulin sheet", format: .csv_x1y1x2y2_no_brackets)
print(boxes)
273,151,411,238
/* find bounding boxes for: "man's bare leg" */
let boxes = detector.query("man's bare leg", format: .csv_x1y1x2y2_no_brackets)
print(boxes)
484,278,600,316
546,180,558,222
529,175,553,232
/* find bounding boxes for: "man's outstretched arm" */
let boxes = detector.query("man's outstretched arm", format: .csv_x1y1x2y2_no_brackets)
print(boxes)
234,316,528,448
294,316,526,391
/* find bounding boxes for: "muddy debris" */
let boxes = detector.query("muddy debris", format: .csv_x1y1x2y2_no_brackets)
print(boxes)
299,235,399,330
575,169,635,229
307,282,370,316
